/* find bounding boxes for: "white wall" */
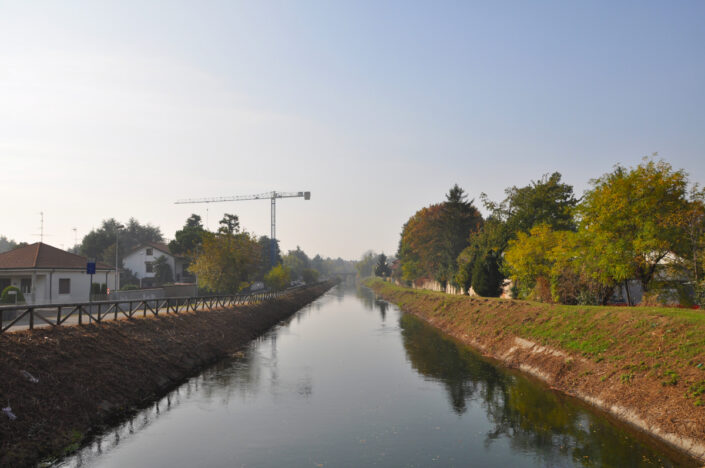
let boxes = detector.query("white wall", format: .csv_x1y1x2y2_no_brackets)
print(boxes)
123,247,175,280
0,270,115,304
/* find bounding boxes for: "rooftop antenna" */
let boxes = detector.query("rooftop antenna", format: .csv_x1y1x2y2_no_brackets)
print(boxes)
32,211,51,243
73,227,78,246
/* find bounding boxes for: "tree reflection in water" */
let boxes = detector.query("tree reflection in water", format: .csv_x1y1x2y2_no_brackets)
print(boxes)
398,312,691,468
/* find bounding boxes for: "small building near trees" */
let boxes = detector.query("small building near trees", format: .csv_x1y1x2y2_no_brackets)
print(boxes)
0,243,115,305
122,242,191,288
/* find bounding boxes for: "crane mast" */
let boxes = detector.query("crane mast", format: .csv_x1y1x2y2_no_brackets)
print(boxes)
174,191,311,263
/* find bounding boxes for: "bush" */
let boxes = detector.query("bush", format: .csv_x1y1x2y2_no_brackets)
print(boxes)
121,284,139,291
264,264,291,291
1,286,25,304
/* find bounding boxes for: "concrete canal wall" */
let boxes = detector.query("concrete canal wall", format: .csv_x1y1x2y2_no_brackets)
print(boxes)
0,281,336,467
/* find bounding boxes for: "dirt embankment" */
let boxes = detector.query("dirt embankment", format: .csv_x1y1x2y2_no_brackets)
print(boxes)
0,281,335,467
366,278,705,465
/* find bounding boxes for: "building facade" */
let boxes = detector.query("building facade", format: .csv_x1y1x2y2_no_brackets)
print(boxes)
0,243,116,305
122,242,191,287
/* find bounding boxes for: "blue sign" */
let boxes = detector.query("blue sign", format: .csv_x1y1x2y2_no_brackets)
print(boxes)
86,262,96,275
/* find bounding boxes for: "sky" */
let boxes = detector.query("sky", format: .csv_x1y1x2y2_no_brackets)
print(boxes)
1,1,704,260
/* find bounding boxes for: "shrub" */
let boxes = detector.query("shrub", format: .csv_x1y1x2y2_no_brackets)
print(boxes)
121,284,139,291
0,285,24,304
264,264,291,291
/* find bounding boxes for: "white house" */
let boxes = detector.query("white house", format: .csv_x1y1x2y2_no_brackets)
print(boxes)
0,243,116,305
122,242,191,287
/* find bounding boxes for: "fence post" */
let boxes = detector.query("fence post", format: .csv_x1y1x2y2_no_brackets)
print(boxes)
56,306,61,326
29,307,34,330
79,306,83,325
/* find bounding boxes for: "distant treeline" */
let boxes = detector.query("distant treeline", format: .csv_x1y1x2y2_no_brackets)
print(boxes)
395,157,705,306
0,214,356,294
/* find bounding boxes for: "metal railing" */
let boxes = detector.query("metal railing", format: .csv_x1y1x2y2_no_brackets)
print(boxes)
0,284,317,334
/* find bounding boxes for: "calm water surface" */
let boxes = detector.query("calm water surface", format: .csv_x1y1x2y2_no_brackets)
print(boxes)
56,283,694,467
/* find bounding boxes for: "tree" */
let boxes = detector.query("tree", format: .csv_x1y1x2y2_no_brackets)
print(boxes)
481,172,578,235
264,264,291,291
398,204,446,282
374,253,391,277
189,230,262,293
356,251,377,278
153,255,174,284
80,218,163,266
283,247,310,280
439,185,483,287
257,236,282,278
397,186,482,287
0,236,18,253
301,268,320,284
169,214,206,256
576,157,692,295
471,249,503,297
218,213,240,234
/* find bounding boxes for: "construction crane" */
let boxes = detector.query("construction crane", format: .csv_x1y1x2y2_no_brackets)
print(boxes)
174,191,311,261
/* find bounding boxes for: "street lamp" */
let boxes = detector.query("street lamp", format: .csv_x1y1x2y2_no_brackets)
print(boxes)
115,224,125,294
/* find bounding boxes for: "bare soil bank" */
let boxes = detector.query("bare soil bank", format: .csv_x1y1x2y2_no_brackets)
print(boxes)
0,281,335,467
366,278,705,465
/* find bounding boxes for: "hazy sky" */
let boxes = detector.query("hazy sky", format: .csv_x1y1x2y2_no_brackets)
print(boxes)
1,1,704,259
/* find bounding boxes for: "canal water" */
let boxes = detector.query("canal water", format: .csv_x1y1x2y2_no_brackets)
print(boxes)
56,283,694,467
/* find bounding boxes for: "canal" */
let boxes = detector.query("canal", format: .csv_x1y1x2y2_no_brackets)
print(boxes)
56,283,694,467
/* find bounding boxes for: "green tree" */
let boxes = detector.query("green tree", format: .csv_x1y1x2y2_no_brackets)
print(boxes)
301,268,320,284
80,218,163,266
481,172,578,235
218,213,240,234
577,157,691,295
356,251,377,278
169,214,206,256
471,249,503,297
283,247,311,280
153,255,174,284
374,253,391,277
0,236,18,253
264,264,291,291
257,236,282,278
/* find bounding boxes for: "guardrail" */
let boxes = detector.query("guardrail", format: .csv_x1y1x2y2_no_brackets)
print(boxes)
0,284,318,334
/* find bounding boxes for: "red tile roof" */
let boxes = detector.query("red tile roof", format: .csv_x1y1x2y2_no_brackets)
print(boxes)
0,243,114,270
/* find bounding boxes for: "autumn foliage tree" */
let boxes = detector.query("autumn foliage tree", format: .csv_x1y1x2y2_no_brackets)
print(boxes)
189,215,262,293
577,157,692,295
398,185,482,287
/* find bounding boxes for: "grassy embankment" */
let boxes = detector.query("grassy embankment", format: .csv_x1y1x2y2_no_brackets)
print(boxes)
365,277,705,461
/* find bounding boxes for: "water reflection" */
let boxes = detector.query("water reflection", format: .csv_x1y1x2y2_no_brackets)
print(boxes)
399,312,690,467
55,284,694,468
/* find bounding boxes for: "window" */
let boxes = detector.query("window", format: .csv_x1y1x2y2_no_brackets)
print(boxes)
145,262,153,273
146,248,153,256
59,278,71,294
20,278,31,293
